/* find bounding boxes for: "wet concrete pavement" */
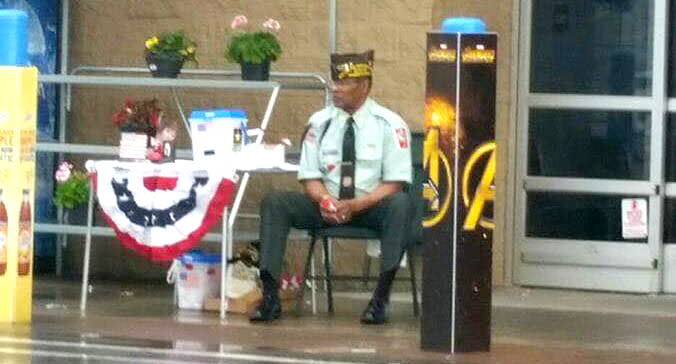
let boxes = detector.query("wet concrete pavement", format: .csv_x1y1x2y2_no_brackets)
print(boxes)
0,277,675,363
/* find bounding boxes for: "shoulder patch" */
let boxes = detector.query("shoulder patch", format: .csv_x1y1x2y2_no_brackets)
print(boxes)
395,127,409,149
303,127,317,144
303,107,334,146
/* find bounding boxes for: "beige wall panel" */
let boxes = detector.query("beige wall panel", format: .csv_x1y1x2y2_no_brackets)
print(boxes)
66,0,513,285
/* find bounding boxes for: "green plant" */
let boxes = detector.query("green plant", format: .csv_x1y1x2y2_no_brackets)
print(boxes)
145,30,197,64
53,162,89,210
225,16,282,64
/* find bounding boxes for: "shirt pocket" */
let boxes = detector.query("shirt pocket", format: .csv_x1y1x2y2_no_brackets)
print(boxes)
319,147,341,177
356,145,382,191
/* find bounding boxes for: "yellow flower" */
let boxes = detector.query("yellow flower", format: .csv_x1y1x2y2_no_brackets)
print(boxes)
186,46,195,55
145,36,159,50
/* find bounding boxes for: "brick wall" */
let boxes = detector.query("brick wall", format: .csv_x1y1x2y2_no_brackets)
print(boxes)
66,0,513,285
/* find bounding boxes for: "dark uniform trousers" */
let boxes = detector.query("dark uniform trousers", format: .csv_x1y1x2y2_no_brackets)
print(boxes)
259,190,413,280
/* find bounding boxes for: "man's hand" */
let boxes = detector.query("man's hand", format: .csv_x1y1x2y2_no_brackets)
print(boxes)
319,195,342,225
320,195,338,213
334,200,355,224
319,196,354,225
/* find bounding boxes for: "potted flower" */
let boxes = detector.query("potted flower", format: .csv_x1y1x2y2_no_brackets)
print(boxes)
144,30,197,78
225,16,282,81
112,98,163,160
54,161,90,224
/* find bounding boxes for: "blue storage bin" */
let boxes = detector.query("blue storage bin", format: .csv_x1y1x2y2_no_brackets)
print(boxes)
176,251,221,310
178,251,221,265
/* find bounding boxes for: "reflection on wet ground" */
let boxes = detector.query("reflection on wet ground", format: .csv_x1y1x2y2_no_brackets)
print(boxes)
1,277,676,363
0,336,386,364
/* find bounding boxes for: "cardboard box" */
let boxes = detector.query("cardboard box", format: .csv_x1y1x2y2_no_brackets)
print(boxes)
279,288,299,313
204,288,261,314
203,287,300,314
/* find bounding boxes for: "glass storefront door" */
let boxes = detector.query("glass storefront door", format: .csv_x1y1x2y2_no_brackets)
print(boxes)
515,0,672,292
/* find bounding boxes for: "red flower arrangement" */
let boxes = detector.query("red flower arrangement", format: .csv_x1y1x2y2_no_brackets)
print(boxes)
112,98,163,136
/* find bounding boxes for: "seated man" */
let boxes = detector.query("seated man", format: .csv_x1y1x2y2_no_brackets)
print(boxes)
250,50,413,325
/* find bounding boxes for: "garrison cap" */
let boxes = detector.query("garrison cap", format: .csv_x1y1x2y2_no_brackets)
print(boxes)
330,50,374,80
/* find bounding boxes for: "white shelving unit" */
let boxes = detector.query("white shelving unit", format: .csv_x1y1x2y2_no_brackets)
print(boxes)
37,70,328,319
37,0,339,319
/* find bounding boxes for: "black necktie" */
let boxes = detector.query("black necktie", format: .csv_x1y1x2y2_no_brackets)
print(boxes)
339,117,356,199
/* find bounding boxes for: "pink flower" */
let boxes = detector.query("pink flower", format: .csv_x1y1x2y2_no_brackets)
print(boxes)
55,169,69,183
58,161,73,171
231,15,248,29
262,18,281,31
55,162,73,183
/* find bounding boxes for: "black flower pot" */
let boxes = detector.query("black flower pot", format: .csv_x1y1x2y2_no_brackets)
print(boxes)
63,205,88,226
240,61,270,81
145,52,184,78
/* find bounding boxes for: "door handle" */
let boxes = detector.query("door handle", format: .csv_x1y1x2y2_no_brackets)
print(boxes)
653,184,661,196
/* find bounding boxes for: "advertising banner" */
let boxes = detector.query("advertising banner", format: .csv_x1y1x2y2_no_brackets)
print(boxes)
1,0,62,269
0,67,37,323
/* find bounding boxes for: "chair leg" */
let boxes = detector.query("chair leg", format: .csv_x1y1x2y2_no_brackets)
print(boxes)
361,253,371,288
323,236,334,315
407,249,420,317
295,234,317,316
310,253,317,315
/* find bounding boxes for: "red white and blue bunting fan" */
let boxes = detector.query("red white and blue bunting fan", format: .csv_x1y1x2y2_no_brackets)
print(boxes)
86,160,236,262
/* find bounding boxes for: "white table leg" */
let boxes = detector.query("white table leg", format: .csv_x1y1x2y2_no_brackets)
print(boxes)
80,179,95,316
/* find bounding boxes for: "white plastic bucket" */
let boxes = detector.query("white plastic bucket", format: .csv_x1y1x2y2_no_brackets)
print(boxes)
174,251,221,310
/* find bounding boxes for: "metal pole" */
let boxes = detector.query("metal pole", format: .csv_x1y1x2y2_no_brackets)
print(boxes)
227,86,280,229
55,222,64,276
56,0,71,277
170,87,191,138
311,252,317,314
59,0,70,135
71,66,328,84
228,173,250,229
257,86,281,140
58,0,70,146
220,207,229,320
79,178,95,316
329,0,337,54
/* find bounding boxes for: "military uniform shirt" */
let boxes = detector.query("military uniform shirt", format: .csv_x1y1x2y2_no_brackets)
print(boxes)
298,97,412,198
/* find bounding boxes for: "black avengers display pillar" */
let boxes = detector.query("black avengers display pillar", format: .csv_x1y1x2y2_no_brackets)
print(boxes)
421,23,497,353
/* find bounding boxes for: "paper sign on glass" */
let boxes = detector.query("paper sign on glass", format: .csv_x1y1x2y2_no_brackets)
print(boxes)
621,198,648,239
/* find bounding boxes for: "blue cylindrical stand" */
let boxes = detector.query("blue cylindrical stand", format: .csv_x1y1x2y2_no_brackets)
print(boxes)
0,10,29,66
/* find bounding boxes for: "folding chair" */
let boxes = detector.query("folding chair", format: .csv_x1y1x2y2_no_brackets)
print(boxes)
295,132,425,316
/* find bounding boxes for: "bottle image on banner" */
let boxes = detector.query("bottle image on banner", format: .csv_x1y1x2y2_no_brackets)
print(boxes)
0,189,6,276
233,128,243,152
17,189,31,276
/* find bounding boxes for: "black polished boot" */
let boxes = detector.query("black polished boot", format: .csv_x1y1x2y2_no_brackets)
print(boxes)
360,297,388,324
360,268,397,325
249,270,281,322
